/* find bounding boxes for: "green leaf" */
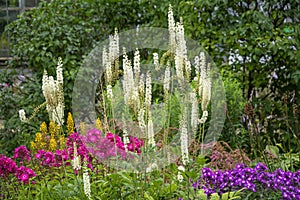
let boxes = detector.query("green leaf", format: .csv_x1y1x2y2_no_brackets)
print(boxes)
144,192,155,200
210,193,220,200
196,189,207,200
266,145,280,158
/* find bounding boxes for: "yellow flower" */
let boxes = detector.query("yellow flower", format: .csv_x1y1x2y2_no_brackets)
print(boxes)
40,142,46,149
30,141,37,151
40,122,47,135
49,137,57,152
80,122,86,134
59,136,66,149
67,112,75,135
33,132,44,150
35,132,43,143
49,121,60,137
96,118,103,131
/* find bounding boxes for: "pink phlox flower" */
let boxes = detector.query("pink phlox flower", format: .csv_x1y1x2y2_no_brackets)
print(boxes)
35,150,46,160
13,145,31,161
66,132,84,148
0,154,18,176
42,152,55,166
15,166,36,184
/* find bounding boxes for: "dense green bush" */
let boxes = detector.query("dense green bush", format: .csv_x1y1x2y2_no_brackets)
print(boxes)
0,69,46,156
5,0,166,113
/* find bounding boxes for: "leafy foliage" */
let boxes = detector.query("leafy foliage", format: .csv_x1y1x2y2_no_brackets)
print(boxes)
5,0,155,114
0,69,46,156
139,0,300,157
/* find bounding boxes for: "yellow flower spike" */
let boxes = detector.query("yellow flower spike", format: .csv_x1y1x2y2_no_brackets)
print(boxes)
96,118,103,132
40,142,46,149
35,132,43,143
49,121,57,137
34,132,43,150
40,122,47,135
67,112,75,135
49,137,57,152
30,141,37,151
56,124,61,137
80,122,86,134
59,136,66,149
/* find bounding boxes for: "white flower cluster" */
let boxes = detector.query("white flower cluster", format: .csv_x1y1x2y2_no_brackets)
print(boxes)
103,48,112,84
147,112,155,148
168,4,176,52
118,48,158,147
72,142,81,171
145,71,152,113
198,52,211,124
109,29,119,68
42,57,64,125
168,4,191,88
180,117,189,165
190,91,199,133
138,108,146,135
146,162,158,173
106,84,114,100
153,52,159,71
138,73,145,99
83,158,91,200
19,109,27,122
163,64,171,95
83,171,91,200
177,165,185,182
103,29,120,102
134,49,140,84
122,116,130,152
122,48,140,113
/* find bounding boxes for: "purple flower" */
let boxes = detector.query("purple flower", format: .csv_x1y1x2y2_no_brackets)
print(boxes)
35,150,46,159
15,166,36,184
0,154,18,177
13,146,31,161
193,163,300,199
42,152,55,166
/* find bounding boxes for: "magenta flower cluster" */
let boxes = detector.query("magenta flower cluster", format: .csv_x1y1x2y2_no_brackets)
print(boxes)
82,128,144,161
33,132,92,170
35,149,73,168
193,163,300,200
13,145,31,162
0,154,36,184
105,131,144,154
33,129,144,169
0,129,144,185
15,166,36,184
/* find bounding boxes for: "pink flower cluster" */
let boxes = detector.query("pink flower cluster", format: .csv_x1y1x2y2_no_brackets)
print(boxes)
0,128,145,184
83,129,126,160
15,166,36,184
34,133,93,170
33,129,144,169
13,145,31,162
82,129,144,161
0,154,36,184
105,132,144,154
35,149,71,167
